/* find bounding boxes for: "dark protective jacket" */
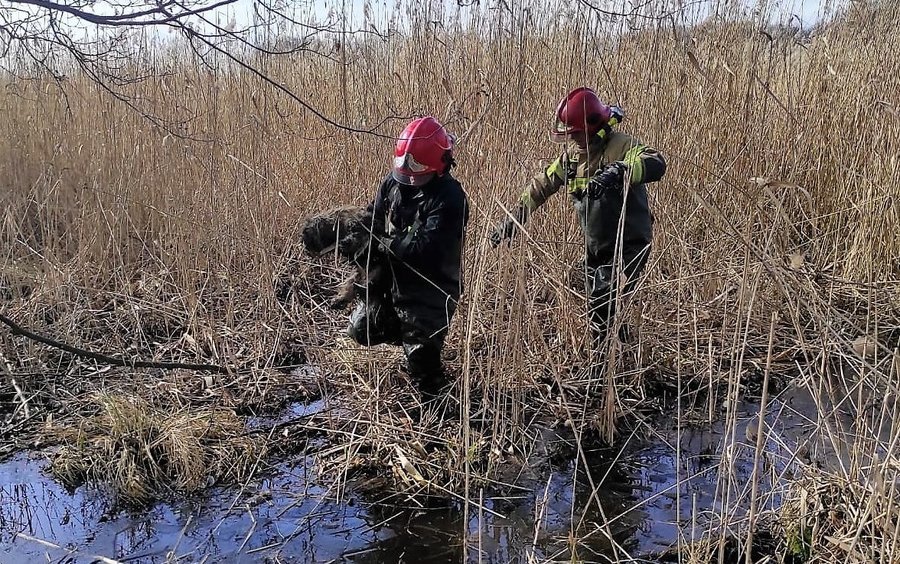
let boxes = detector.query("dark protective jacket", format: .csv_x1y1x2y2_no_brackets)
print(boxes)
368,172,469,331
519,129,666,262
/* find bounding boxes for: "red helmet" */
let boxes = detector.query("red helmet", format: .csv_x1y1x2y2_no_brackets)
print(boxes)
550,87,612,142
392,116,454,186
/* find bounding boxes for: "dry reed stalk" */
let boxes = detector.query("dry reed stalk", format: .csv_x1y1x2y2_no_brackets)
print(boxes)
0,0,899,561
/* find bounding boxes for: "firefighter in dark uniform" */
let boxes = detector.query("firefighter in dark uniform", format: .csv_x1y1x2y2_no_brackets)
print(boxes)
490,87,666,346
349,116,469,398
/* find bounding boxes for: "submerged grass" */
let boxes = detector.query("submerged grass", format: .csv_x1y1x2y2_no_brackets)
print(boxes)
44,391,265,505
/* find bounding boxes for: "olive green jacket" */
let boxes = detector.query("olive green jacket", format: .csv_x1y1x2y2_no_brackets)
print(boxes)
519,129,666,261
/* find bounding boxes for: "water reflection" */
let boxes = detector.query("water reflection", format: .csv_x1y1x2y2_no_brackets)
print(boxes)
0,384,866,563
0,438,645,562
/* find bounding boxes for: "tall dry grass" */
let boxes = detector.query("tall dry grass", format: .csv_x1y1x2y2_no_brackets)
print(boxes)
1,0,899,560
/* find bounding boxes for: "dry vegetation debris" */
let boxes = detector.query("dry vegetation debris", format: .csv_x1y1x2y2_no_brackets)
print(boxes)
43,392,265,505
0,0,899,561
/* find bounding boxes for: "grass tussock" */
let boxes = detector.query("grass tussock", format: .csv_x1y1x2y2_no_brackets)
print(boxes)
44,392,265,505
779,468,900,563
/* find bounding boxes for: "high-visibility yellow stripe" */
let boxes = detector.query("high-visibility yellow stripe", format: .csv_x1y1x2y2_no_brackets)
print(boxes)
630,161,644,184
545,157,564,180
567,177,589,194
519,192,538,211
623,145,647,184
623,144,646,165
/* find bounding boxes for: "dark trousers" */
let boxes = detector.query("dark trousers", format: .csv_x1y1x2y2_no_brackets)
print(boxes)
347,293,450,396
584,244,650,346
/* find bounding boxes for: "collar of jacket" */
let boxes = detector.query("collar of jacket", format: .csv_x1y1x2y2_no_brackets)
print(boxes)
395,182,426,200
560,128,612,160
590,125,614,146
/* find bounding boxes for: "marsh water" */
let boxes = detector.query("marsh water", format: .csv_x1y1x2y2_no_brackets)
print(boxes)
0,383,865,563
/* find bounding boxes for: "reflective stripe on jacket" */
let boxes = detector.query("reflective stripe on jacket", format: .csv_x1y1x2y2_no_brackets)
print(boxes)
519,129,666,261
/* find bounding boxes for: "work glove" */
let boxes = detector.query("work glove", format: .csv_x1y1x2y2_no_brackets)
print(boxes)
587,161,627,199
489,204,529,248
382,223,421,258
376,235,395,255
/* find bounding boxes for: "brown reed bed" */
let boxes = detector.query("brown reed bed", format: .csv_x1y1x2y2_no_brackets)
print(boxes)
1,0,899,560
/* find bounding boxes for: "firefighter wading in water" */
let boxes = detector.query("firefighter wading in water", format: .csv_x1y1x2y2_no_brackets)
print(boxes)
490,87,666,348
349,116,469,399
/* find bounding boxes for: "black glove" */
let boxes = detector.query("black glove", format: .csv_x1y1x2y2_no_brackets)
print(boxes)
376,236,394,255
587,162,627,199
489,204,529,248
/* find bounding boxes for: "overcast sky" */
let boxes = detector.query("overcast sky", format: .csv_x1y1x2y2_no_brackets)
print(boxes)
207,0,849,31
0,0,851,53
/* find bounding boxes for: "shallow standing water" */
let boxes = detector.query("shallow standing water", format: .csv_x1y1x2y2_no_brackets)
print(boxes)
0,385,852,563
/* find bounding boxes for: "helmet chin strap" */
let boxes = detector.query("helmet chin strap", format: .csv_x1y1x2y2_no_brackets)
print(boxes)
441,150,456,174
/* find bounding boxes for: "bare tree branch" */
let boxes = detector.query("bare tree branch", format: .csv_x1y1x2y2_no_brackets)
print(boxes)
0,0,401,139
180,24,394,138
7,0,238,27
